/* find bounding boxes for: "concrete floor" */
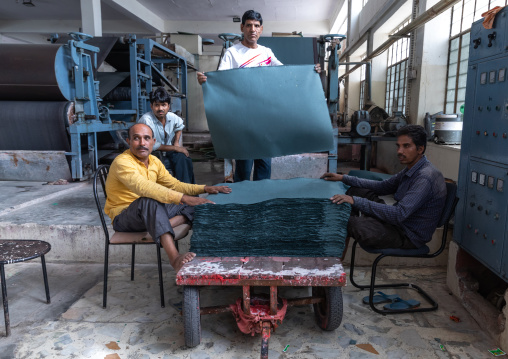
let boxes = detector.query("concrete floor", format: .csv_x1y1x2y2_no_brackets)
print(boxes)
0,260,500,358
0,159,502,358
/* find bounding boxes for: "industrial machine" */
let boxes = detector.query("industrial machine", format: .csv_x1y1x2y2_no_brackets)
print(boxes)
0,32,188,181
455,7,508,282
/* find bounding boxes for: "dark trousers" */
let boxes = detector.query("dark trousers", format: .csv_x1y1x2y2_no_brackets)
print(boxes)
234,158,271,182
113,197,194,245
346,187,417,249
162,151,195,184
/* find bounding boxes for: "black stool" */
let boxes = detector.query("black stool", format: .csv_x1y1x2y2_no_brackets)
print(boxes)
0,240,51,336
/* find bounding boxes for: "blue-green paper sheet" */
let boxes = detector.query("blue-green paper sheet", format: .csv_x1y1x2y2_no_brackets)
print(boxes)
190,178,351,257
202,65,334,160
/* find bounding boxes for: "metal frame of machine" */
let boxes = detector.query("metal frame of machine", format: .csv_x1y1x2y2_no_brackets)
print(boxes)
0,32,188,181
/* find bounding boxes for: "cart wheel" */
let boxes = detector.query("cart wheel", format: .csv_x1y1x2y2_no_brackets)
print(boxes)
183,286,201,347
312,286,343,331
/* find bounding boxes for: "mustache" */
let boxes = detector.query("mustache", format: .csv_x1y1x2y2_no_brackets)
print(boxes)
136,146,149,151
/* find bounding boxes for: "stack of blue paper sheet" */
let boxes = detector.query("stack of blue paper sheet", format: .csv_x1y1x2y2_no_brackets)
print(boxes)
190,178,351,257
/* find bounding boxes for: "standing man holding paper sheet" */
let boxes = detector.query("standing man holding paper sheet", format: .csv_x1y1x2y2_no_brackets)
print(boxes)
198,10,281,182
198,10,321,182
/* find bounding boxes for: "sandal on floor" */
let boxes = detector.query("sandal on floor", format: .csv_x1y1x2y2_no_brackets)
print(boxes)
383,299,421,311
362,291,401,305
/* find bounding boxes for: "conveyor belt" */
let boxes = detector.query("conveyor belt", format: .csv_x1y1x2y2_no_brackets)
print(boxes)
0,101,71,151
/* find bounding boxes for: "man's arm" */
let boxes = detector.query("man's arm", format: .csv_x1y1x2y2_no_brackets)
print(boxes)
198,48,234,84
156,130,190,157
114,159,187,204
353,177,433,226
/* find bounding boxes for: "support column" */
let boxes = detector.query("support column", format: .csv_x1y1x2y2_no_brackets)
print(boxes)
80,0,102,37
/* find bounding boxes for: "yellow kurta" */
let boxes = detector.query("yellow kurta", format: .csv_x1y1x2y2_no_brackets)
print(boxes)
104,150,206,221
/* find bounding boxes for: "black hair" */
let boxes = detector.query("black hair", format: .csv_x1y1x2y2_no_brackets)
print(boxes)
242,10,263,25
149,87,171,105
396,124,427,153
128,124,154,139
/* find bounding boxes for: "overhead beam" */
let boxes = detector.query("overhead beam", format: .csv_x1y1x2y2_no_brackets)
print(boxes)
329,0,347,33
165,20,330,38
339,0,461,80
104,0,165,33
80,0,102,37
0,20,153,36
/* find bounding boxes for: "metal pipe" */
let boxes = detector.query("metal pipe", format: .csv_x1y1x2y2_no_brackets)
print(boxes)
340,62,372,102
339,0,461,80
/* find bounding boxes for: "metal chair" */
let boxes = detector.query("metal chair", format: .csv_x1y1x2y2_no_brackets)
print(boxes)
93,164,191,308
349,181,459,314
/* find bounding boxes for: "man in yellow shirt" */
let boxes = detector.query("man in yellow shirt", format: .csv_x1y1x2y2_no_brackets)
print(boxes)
105,123,231,271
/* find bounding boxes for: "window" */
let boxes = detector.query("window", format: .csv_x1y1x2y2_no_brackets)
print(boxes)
385,18,411,116
445,32,470,113
445,0,507,113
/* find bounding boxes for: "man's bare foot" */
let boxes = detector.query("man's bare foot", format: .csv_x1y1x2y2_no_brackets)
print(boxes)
171,252,196,272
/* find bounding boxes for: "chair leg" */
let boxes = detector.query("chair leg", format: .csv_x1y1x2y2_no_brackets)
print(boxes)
156,243,165,308
349,240,369,290
131,244,136,281
1,264,10,336
41,255,51,304
103,244,109,308
366,254,439,315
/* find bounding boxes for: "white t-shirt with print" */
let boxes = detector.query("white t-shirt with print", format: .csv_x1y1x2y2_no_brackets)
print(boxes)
218,43,283,70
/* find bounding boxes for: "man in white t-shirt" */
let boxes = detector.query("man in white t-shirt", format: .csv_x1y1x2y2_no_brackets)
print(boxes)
198,10,320,182
198,10,279,182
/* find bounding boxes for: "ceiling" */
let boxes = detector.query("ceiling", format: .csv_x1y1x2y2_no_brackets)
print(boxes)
136,0,338,22
0,0,341,42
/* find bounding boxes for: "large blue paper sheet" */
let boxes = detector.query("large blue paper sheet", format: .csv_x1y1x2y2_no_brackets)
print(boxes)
202,65,334,160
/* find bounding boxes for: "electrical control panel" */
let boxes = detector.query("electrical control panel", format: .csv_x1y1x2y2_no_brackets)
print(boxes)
455,7,508,282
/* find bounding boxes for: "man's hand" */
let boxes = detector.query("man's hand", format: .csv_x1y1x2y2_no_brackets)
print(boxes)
181,194,214,206
314,63,321,73
330,194,354,205
197,72,207,85
173,145,190,157
204,185,232,194
320,172,344,182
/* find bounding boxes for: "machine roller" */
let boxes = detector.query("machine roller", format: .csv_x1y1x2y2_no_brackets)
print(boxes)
0,32,189,181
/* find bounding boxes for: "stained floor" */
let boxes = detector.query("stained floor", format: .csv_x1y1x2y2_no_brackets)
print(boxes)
0,259,499,359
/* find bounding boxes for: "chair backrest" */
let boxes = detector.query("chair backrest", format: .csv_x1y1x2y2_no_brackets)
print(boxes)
432,181,459,257
438,182,459,228
93,165,111,242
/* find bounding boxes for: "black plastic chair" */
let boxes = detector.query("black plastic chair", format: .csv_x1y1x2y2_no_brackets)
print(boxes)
93,164,190,308
349,181,459,314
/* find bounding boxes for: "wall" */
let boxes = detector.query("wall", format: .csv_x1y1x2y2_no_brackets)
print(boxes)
187,55,220,132
408,0,452,125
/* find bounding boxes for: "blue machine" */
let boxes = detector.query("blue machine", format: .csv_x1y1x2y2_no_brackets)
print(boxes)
455,7,508,282
0,32,188,181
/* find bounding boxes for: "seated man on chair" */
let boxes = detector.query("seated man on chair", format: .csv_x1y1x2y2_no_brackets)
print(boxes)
321,125,446,256
104,123,231,271
138,87,195,183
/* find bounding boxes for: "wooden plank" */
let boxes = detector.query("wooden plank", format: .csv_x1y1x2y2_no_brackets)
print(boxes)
176,256,347,287
176,257,244,285
281,257,346,286
240,257,284,281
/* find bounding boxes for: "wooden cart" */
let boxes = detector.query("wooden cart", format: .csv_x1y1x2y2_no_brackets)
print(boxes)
176,256,346,358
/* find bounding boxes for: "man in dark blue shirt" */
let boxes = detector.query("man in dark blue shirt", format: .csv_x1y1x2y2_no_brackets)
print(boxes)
321,125,446,254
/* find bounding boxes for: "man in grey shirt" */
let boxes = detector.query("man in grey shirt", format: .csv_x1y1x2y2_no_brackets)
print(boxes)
138,87,195,183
